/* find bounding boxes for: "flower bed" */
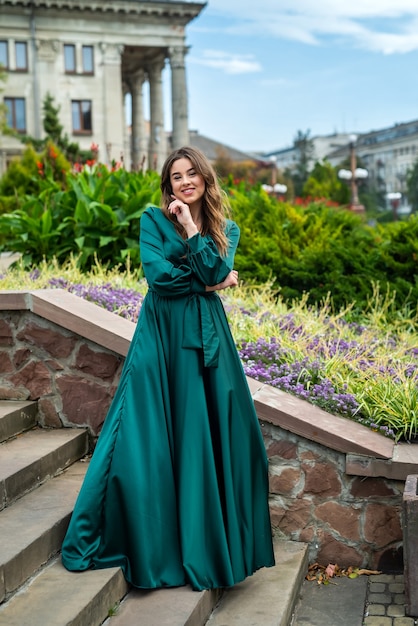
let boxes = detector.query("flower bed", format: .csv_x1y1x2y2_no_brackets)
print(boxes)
1,263,417,442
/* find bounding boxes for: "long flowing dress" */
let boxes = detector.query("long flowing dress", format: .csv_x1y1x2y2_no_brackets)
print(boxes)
61,206,275,591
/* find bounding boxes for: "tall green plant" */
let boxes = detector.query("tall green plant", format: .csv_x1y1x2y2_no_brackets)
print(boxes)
302,160,350,204
0,166,161,269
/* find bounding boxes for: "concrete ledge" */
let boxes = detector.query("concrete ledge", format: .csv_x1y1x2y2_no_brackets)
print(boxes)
346,445,418,481
0,289,134,356
253,383,394,459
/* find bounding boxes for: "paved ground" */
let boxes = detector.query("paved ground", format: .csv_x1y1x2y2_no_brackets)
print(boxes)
293,573,418,626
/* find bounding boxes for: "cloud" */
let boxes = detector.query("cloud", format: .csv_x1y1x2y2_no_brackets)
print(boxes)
200,0,418,54
191,50,262,74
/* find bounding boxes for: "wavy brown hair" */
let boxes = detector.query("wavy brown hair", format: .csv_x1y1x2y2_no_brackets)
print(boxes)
160,146,230,257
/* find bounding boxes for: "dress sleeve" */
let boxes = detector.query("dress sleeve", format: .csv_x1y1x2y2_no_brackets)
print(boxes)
140,209,206,296
186,221,240,286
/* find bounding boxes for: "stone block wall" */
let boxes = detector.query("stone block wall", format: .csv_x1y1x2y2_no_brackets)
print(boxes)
262,421,404,570
0,311,123,437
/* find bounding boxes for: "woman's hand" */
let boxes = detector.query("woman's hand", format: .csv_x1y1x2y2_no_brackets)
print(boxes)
206,270,239,292
168,195,198,238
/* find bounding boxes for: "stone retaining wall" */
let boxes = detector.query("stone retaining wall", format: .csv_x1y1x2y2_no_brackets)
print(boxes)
0,311,123,435
0,291,408,570
263,421,403,570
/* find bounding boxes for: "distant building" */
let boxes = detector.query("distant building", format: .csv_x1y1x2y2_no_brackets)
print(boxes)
188,130,259,163
0,0,205,175
267,123,418,212
327,120,418,212
264,132,353,172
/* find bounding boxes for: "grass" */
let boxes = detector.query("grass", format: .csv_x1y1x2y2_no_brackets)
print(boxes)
1,258,417,442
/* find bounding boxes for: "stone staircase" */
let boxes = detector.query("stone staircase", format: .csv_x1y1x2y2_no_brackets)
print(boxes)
0,400,309,626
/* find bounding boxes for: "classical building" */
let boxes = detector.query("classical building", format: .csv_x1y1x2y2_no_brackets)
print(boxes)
0,0,205,174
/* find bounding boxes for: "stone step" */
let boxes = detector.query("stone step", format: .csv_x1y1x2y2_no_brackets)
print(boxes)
0,460,88,603
207,540,308,626
0,400,38,443
101,539,308,626
0,558,129,626
102,586,222,626
0,427,88,511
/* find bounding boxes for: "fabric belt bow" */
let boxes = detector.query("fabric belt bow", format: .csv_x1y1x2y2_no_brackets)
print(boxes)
182,294,220,368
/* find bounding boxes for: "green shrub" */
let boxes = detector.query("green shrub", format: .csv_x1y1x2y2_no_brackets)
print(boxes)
230,187,418,315
0,144,40,197
0,165,161,269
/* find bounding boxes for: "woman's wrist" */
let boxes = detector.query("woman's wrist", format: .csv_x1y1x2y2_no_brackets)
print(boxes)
185,222,199,238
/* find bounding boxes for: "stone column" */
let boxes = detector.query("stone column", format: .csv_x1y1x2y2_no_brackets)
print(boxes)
35,39,60,138
121,82,130,169
130,69,148,171
148,54,166,172
99,43,125,166
169,46,189,148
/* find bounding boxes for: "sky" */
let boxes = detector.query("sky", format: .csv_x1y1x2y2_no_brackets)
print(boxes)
173,0,418,154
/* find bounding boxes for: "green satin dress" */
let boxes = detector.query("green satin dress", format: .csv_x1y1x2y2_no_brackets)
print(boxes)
61,206,275,591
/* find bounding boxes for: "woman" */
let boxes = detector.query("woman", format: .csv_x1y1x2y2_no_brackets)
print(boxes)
62,146,275,591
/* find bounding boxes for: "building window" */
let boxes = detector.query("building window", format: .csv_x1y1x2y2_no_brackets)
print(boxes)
0,41,8,69
4,97,26,132
64,44,76,73
72,100,92,133
82,46,94,74
15,42,28,71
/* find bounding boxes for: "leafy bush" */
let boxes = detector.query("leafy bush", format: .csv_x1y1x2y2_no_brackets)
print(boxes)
230,187,418,315
0,166,161,269
0,144,40,198
0,141,71,223
1,167,418,318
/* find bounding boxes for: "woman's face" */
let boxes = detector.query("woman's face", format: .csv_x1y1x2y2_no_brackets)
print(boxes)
169,157,205,210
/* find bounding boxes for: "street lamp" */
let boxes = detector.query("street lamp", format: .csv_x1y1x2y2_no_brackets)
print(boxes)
386,191,402,221
338,134,368,212
263,155,287,197
269,155,278,186
261,183,288,197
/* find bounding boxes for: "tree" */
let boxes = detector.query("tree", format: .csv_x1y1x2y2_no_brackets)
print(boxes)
43,93,65,146
302,160,350,204
19,93,92,163
288,129,315,197
406,158,418,213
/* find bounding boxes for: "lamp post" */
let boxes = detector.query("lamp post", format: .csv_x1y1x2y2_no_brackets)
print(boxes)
269,155,278,186
262,155,287,197
261,183,288,197
386,191,402,221
338,134,368,212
